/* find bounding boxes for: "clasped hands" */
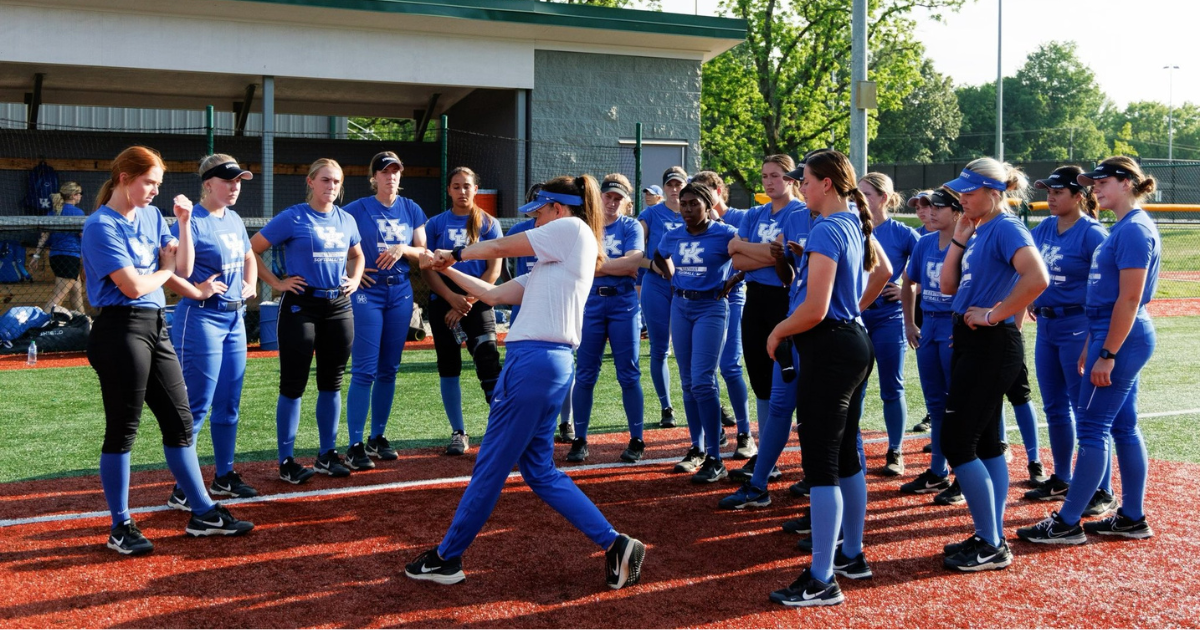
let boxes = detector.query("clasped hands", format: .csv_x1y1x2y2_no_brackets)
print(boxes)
419,249,458,272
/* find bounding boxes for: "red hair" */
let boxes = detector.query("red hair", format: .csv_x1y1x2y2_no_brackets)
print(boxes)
95,146,166,210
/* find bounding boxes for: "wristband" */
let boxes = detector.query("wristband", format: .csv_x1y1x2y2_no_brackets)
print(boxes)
985,310,994,326
1099,348,1117,360
951,238,967,249
452,245,465,262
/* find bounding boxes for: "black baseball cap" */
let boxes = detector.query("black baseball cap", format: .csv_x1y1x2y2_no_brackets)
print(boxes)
1035,167,1085,193
663,171,687,185
784,148,832,181
601,180,631,199
370,154,403,174
929,188,962,212
907,190,933,207
1077,162,1129,186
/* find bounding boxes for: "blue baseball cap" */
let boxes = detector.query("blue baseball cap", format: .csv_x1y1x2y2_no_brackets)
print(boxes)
518,190,583,215
944,168,1007,194
642,184,663,196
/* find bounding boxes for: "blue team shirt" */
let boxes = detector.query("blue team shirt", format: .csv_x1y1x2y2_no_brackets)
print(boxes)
782,208,819,313
257,203,362,290
170,205,252,304
596,215,645,290
343,195,426,282
905,232,955,313
1031,215,1109,309
738,199,806,286
659,221,738,293
640,202,685,258
1086,208,1160,312
46,204,85,257
425,210,502,281
81,205,177,308
721,208,748,288
506,218,539,276
868,218,919,311
952,212,1035,316
794,211,866,322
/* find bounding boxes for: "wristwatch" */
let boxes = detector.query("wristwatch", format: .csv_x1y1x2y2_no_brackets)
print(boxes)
452,245,465,262
1098,349,1117,360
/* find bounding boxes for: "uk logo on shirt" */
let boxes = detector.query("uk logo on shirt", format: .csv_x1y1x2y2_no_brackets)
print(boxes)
757,220,782,243
664,221,683,232
377,219,407,244
604,234,622,256
219,232,245,258
680,242,704,264
129,238,154,269
448,228,468,247
1041,244,1064,272
960,246,973,286
314,227,346,249
925,261,943,290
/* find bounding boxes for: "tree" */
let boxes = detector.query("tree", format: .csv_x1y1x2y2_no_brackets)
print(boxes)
701,0,963,191
871,59,962,163
1103,101,1200,160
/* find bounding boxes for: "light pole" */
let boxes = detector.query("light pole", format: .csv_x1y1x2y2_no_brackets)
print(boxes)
996,0,1003,161
1164,64,1179,162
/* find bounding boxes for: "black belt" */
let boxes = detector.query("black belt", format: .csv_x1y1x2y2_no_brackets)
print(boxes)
303,287,343,300
673,288,723,301
373,275,407,286
195,297,244,312
593,285,632,297
1036,305,1084,319
922,310,953,318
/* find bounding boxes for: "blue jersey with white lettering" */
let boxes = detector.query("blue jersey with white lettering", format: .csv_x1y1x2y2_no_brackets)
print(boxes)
1086,208,1160,311
794,211,865,322
783,208,819,313
1031,215,1108,309
170,205,252,304
81,205,177,308
343,195,426,281
46,204,85,257
257,203,362,290
506,218,539,276
738,199,805,286
659,221,738,293
952,212,1035,315
640,202,685,257
867,218,919,311
425,209,502,280
905,232,955,314
596,215,644,291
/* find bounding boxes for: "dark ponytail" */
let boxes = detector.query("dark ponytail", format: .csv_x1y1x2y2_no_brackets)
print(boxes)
850,187,878,271
542,174,607,270
1081,188,1099,219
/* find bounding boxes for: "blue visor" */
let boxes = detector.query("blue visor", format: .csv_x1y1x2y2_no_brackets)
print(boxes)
944,169,1006,194
518,190,584,215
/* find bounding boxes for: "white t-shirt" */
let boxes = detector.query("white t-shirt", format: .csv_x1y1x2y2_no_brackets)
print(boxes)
505,216,598,348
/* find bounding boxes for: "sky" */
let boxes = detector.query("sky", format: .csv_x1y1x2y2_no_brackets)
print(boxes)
654,0,1199,109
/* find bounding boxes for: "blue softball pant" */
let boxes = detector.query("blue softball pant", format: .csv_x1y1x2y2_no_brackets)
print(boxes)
348,280,413,444
438,341,619,559
860,306,908,450
749,343,799,489
720,286,751,432
641,273,674,411
1034,311,1089,482
671,296,728,458
572,288,644,439
914,311,953,477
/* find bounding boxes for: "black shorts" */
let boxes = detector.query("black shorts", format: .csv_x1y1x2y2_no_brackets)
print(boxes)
50,255,81,279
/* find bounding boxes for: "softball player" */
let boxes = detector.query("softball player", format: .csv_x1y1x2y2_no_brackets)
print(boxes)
251,159,364,483
638,166,687,427
84,146,252,555
906,189,935,435
405,175,645,589
654,183,739,482
1018,157,1160,545
30,181,86,313
766,150,880,607
567,174,645,463
938,158,1048,572
858,173,919,476
343,152,427,469
421,167,503,456
166,154,258,508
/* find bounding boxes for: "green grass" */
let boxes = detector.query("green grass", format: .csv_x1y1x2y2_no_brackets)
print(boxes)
2,317,1200,483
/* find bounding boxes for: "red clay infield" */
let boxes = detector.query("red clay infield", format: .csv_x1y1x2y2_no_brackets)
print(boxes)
1,430,1197,628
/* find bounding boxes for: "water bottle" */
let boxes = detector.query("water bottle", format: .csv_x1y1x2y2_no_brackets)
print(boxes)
452,323,468,346
26,340,37,367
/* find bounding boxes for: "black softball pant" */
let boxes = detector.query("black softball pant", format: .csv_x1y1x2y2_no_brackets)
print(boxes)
88,307,193,454
942,319,1025,467
795,319,875,486
741,282,791,400
428,295,501,402
277,292,354,398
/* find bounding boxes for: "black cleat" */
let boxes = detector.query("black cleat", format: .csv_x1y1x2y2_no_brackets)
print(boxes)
718,428,728,448
185,504,254,537
1083,488,1119,517
605,534,645,589
345,442,376,471
659,407,676,429
833,548,873,580
279,457,315,485
1084,509,1154,539
619,438,645,463
781,514,812,535
557,422,576,444
881,449,904,476
445,431,469,456
691,455,728,484
1016,511,1086,545
720,405,737,427
789,478,811,498
107,519,154,556
911,414,932,433
166,486,190,512
900,469,950,495
1027,460,1048,487
566,437,589,463
405,548,466,585
943,534,985,556
769,569,843,607
210,471,258,498
923,442,933,453
944,538,1013,572
934,479,965,505
729,454,756,482
315,450,352,477
718,483,770,510
1024,474,1069,501
366,435,398,460
733,432,757,459
673,446,705,473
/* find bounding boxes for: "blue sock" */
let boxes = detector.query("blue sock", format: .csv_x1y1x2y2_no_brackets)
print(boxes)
440,377,465,433
210,423,237,477
622,383,645,440
573,383,595,440
99,452,131,527
809,486,843,583
751,408,791,489
346,381,371,446
276,394,302,463
1060,441,1110,525
725,375,751,435
954,458,1000,546
839,471,867,558
1048,421,1076,484
370,379,396,439
930,412,949,477
1100,437,1114,493
883,398,907,450
316,390,341,454
1114,437,1149,520
857,431,866,473
1013,401,1040,462
163,444,215,515
650,355,672,410
980,454,1009,532
755,398,770,432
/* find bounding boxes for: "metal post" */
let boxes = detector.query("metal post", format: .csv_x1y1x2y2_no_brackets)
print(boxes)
849,0,868,177
1165,65,1179,162
262,76,275,217
635,122,643,217
205,105,214,155
440,114,449,211
995,0,1004,161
